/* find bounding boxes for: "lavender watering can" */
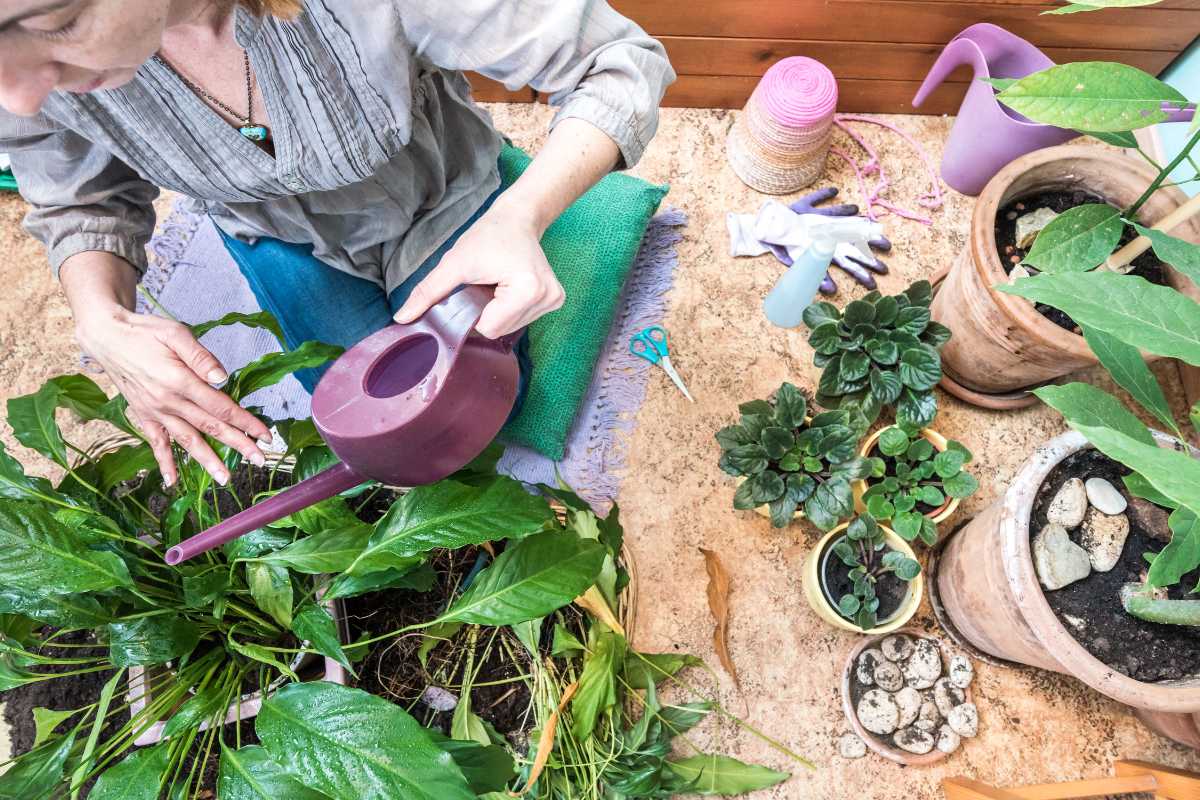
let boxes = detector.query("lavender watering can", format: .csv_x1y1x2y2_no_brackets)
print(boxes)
164,285,520,565
913,23,1078,196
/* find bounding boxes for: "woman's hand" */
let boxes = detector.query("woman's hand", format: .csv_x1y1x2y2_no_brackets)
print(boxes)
61,253,269,487
393,201,565,337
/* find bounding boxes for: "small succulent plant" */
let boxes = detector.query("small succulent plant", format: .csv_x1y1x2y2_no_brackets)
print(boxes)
802,280,951,433
717,382,880,530
861,427,979,546
830,515,922,631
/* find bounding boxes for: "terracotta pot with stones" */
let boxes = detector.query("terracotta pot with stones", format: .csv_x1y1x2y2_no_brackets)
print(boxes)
1135,709,1200,750
930,145,1200,396
934,429,1200,713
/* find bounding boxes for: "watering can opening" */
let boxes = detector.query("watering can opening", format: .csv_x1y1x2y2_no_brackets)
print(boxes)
363,333,440,399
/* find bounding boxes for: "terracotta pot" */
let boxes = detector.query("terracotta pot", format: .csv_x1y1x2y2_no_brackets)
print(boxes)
936,429,1200,712
852,426,960,525
841,627,973,765
1135,708,1200,750
802,523,924,635
930,145,1200,394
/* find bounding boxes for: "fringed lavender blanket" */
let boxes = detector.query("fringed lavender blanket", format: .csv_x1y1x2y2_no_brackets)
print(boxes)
135,202,685,512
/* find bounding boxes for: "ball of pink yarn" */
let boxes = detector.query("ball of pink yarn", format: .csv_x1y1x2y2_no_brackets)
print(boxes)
756,57,838,129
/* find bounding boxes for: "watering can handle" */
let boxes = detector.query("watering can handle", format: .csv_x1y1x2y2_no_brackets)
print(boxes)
421,285,520,353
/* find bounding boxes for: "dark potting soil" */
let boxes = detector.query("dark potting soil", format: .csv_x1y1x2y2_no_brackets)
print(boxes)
1030,448,1200,683
994,190,1170,332
820,535,910,624
343,544,539,745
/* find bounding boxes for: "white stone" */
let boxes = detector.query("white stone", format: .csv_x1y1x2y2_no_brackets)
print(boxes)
894,727,936,755
1063,613,1087,633
1079,507,1130,573
895,687,922,729
1015,207,1059,249
881,635,914,662
874,660,904,692
948,703,979,738
948,655,974,689
1033,522,1092,590
1047,478,1087,528
916,702,941,732
421,686,458,712
1085,477,1127,515
937,724,962,754
934,678,965,718
857,689,900,735
1008,264,1032,283
903,638,942,690
856,648,885,687
838,732,867,759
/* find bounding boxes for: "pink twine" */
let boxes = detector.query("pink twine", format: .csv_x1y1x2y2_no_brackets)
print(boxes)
832,114,944,226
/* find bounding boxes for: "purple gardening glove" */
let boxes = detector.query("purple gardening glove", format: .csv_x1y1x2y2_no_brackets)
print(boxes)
789,186,859,217
768,187,892,294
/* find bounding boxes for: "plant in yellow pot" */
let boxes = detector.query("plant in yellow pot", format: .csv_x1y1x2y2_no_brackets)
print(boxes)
803,515,924,633
853,426,979,546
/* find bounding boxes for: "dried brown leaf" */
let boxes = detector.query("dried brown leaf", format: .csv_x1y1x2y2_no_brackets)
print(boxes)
699,547,740,688
573,585,626,637
511,679,578,796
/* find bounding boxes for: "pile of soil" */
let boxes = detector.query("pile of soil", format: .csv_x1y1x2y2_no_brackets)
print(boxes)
820,534,910,624
1030,449,1200,682
994,190,1170,332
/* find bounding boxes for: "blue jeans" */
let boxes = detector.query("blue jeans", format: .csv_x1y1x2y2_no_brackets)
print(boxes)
217,190,532,420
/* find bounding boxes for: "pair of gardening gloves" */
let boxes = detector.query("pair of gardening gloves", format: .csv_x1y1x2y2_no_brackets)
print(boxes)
727,187,891,294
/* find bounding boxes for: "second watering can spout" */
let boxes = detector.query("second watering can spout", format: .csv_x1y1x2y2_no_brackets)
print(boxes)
164,284,521,565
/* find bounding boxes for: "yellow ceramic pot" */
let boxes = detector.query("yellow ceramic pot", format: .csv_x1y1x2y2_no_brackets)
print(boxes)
802,523,924,634
852,426,960,525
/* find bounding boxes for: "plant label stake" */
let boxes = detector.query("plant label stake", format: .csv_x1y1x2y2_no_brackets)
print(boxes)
165,285,521,565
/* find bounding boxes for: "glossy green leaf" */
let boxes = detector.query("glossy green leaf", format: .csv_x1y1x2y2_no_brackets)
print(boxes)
760,427,794,460
6,384,70,465
182,570,230,608
1131,222,1200,289
224,529,294,561
994,62,1186,131
1084,129,1139,146
255,682,474,800
218,744,331,800
425,732,517,795
0,588,111,628
0,731,76,800
896,388,938,430
571,626,627,741
248,562,294,629
258,524,372,574
347,477,553,576
658,701,714,737
840,351,870,382
269,496,361,536
0,442,64,505
107,615,200,668
88,743,169,800
808,322,841,356
895,306,931,336
866,338,899,366
1124,472,1178,508
665,754,789,794
31,708,75,748
805,476,854,532
1001,272,1200,366
1147,509,1200,588
1022,204,1123,273
943,470,979,499
933,448,966,478
802,301,841,329
292,603,351,670
0,500,132,594
551,624,585,656
162,682,226,739
192,311,285,347
898,344,942,390
623,652,702,690
1033,382,1156,446
229,341,344,402
437,531,606,626
878,427,909,457
1082,325,1180,436
322,560,432,602
773,383,807,429
869,368,903,406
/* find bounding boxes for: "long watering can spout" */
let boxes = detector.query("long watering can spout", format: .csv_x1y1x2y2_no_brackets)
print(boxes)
163,462,365,565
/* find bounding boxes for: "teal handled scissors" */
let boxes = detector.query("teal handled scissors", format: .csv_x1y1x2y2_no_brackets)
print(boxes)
629,325,694,402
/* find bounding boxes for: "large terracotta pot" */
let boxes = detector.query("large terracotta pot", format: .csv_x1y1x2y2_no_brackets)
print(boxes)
931,145,1200,394
1136,709,1200,750
936,429,1200,712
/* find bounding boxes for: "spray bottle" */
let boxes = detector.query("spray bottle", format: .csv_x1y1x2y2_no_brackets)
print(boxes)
763,215,884,328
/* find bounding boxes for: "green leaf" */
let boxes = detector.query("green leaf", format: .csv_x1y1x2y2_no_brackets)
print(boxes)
808,322,842,356
347,477,552,576
895,306,931,336
907,438,934,462
31,708,75,749
438,531,605,626
0,442,63,505
551,624,585,656
1131,222,1200,289
725,444,769,477
451,700,490,746
229,341,344,402
896,388,938,430
0,731,76,800
108,615,200,668
571,626,627,740
192,311,285,347
805,477,854,532
658,702,714,737
256,682,474,800
933,449,966,478
1082,325,1180,436
1022,204,1123,273
715,425,751,451
838,594,862,617
425,733,516,795
258,524,372,574
0,500,132,594
322,561,432,602
0,588,110,628
163,683,226,739
6,384,69,465
943,470,980,499
869,368,903,406
1147,509,1200,588
1033,382,1156,446
228,627,298,681
1001,271,1200,366
866,338,899,365
738,400,774,417
802,301,841,329
225,529,294,561
1124,472,1178,508
248,562,294,629
905,280,933,307
665,754,789,795
219,744,332,800
994,62,1187,132
922,321,953,348
1086,129,1139,147
623,652,702,690
917,485,946,507
760,427,794,461
292,603,351,670
893,557,922,581
898,345,942,391
773,383,808,430
183,570,230,608
840,351,870,382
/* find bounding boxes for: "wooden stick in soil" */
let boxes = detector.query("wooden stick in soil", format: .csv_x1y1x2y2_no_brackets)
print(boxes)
1106,191,1200,272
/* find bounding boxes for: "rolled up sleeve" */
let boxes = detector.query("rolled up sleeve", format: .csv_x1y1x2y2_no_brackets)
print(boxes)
398,0,675,168
0,111,158,277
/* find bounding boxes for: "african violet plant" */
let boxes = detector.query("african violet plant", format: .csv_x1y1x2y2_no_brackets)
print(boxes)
717,382,880,530
861,427,979,546
828,515,921,631
802,280,950,433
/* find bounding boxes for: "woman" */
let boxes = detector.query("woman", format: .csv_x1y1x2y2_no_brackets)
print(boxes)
0,0,673,486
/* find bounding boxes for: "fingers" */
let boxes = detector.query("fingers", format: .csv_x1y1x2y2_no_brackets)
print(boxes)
791,187,837,212
819,273,838,295
164,325,228,384
133,411,178,487
159,414,231,485
870,235,893,253
475,273,564,339
815,203,860,217
768,244,794,267
184,381,272,445
393,261,467,324
176,400,266,469
831,257,878,290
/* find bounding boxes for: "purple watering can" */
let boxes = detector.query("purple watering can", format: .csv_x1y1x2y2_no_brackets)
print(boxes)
913,23,1078,196
164,284,520,565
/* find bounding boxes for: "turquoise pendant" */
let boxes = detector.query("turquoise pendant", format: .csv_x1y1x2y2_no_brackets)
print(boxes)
240,124,269,142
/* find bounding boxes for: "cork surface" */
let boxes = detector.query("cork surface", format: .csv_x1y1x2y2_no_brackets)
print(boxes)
2,105,1198,792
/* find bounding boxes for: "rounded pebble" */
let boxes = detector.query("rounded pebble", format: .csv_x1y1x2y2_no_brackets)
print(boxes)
881,635,914,662
857,689,900,735
948,703,979,738
937,724,962,754
894,726,935,755
838,732,867,759
903,638,942,689
1047,477,1087,528
874,660,904,692
1085,477,1127,516
895,687,921,729
934,678,966,718
856,648,885,687
915,701,941,732
948,655,973,689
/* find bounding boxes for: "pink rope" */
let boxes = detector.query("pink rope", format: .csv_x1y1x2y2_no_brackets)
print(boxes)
832,113,944,226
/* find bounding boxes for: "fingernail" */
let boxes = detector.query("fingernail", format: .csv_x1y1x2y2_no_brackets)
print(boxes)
258,435,274,446
163,476,174,489
250,452,266,467
208,369,228,383
216,471,229,486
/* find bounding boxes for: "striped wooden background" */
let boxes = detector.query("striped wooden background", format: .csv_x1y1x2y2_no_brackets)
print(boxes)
467,0,1200,114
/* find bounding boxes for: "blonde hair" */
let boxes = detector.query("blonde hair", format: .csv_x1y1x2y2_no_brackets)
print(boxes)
238,0,302,18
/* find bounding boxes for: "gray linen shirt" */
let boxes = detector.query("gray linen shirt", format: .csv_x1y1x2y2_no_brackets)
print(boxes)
0,0,674,293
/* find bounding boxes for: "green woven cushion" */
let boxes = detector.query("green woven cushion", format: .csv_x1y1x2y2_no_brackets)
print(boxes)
497,144,668,459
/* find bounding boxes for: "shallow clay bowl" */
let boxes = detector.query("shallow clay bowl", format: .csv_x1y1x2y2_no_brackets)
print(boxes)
841,626,974,766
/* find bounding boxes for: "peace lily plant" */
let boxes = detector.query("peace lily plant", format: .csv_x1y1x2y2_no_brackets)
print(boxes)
0,312,804,799
984,40,1200,625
